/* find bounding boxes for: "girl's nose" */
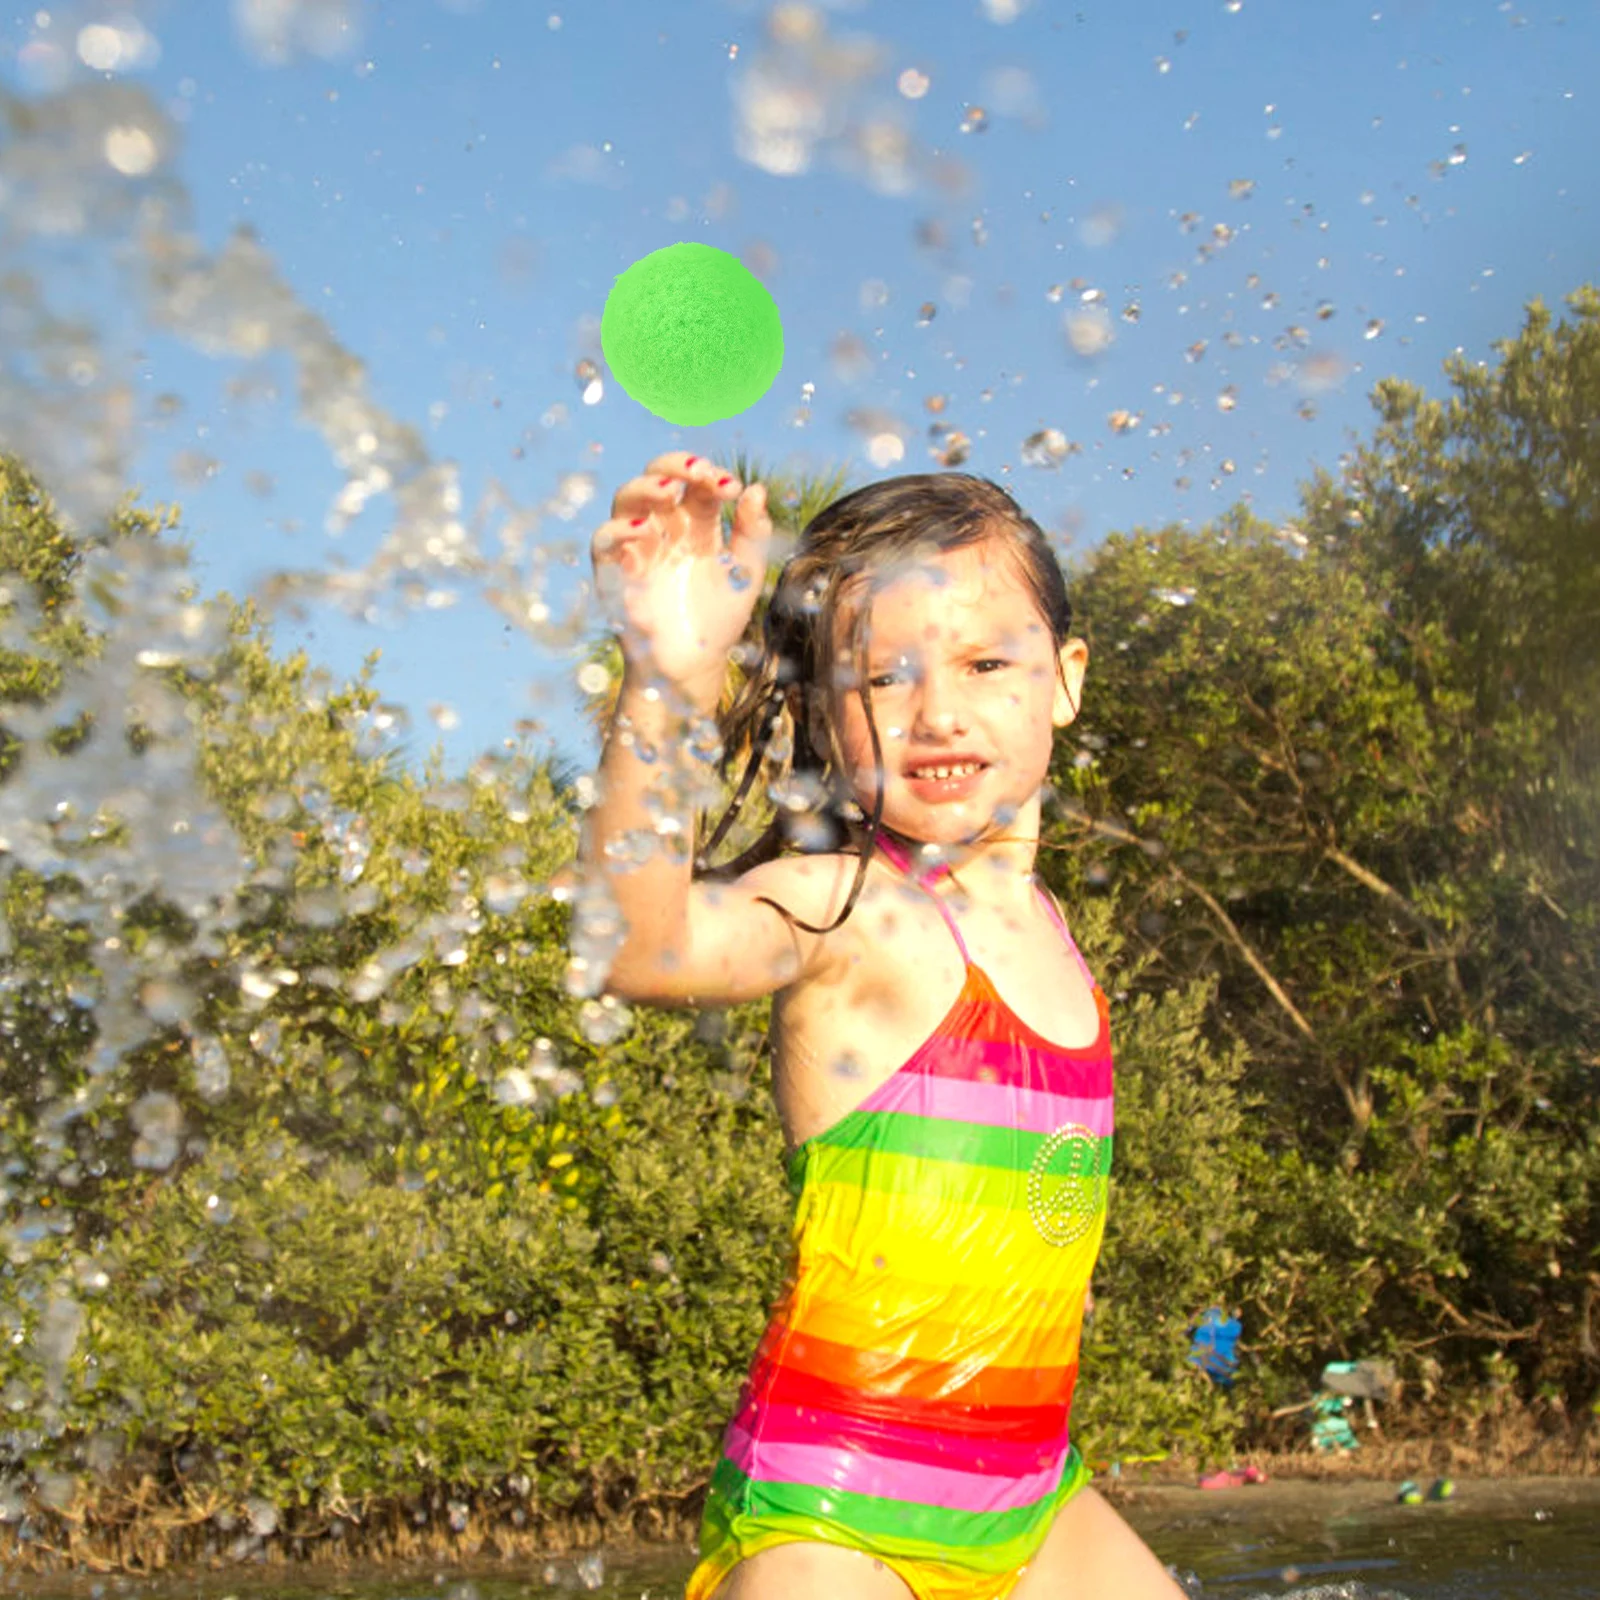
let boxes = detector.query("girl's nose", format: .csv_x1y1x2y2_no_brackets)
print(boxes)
913,666,968,734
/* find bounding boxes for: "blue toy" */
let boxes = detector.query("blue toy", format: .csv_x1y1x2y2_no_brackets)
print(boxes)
1187,1307,1242,1387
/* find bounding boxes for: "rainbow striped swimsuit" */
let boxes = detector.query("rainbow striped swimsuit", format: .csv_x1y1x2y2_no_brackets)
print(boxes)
686,833,1113,1600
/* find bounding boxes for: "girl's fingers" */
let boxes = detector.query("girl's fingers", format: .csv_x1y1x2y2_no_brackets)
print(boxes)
610,473,685,520
596,457,757,584
612,456,741,519
645,451,708,479
727,481,772,564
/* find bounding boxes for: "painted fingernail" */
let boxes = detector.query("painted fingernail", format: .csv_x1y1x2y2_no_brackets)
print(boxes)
629,517,646,527
658,477,673,487
717,475,732,487
685,456,699,468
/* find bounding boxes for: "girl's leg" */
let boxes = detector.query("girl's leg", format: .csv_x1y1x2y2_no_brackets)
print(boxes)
1011,1487,1185,1599
714,1541,916,1600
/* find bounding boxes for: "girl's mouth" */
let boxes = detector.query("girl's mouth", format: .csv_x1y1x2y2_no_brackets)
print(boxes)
904,760,988,802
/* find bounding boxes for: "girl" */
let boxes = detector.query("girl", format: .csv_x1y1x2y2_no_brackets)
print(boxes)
583,452,1182,1600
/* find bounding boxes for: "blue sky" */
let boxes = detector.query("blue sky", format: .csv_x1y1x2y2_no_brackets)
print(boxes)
3,0,1595,776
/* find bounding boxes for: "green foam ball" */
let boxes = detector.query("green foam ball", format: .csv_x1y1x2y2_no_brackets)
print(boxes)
601,241,784,427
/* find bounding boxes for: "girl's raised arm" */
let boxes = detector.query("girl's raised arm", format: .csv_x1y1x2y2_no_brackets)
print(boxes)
580,453,823,1007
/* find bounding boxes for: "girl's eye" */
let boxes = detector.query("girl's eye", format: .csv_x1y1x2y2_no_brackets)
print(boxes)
869,660,1007,688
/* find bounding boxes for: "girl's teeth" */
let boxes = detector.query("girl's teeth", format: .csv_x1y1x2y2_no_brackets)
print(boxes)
917,763,981,779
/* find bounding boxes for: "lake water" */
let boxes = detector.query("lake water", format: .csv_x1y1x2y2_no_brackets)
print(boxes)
4,1479,1596,1600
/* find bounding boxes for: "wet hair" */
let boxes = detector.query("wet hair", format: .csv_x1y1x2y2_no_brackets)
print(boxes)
693,471,1077,936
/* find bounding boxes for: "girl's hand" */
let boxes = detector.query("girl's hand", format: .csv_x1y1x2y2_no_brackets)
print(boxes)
591,453,772,701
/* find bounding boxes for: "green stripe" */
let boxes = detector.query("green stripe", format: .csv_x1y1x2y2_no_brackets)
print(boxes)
710,1453,1049,1554
704,1449,1092,1569
797,1122,1112,1196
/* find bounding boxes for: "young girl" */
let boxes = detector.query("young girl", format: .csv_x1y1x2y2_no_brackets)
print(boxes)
583,452,1182,1600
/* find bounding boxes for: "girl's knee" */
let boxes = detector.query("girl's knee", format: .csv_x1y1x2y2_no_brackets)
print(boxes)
1013,1488,1185,1600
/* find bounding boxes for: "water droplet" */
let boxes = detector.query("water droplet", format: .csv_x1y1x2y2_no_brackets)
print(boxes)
76,20,158,73
493,1068,537,1109
484,873,529,914
1020,429,1079,468
578,995,632,1046
103,124,159,177
1064,307,1114,357
130,1092,183,1170
576,660,611,696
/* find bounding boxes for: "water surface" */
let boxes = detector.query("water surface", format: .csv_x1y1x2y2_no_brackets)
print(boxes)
4,1479,1596,1600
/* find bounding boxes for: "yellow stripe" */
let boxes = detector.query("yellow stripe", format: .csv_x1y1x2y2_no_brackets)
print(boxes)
798,1180,1108,1289
786,1270,1088,1370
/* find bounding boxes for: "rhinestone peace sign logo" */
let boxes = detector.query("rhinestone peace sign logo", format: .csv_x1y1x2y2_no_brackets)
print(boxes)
1027,1123,1109,1247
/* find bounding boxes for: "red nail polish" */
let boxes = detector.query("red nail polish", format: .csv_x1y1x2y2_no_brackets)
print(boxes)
717,475,732,487
629,516,646,526
685,456,699,468
658,476,673,487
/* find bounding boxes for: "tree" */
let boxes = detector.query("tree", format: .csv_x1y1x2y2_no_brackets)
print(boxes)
1054,292,1600,1397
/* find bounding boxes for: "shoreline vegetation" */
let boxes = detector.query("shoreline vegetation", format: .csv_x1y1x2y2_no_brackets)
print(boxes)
2,293,1597,1583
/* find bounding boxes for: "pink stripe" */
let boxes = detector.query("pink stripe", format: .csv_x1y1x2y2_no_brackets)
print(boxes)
724,1423,1067,1514
857,1074,1112,1138
728,1400,1063,1476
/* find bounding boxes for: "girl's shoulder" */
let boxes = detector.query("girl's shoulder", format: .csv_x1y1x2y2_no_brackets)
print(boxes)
736,846,896,977
736,845,883,926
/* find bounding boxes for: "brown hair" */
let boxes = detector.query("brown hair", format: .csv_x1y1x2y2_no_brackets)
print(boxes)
693,472,1076,935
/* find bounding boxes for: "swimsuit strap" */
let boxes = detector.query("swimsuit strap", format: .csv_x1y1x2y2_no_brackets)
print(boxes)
1032,877,1099,993
871,828,1099,991
870,829,971,965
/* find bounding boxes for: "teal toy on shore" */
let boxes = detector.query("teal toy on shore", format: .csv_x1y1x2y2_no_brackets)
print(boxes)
1310,1391,1360,1453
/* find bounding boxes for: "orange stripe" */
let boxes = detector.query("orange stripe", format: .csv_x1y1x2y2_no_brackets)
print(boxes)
776,1278,1086,1370
755,1324,1081,1411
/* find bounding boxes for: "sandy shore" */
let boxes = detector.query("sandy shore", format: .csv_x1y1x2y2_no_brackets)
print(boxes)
1108,1472,1600,1530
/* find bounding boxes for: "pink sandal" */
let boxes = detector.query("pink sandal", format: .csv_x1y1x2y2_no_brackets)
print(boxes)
1199,1465,1268,1490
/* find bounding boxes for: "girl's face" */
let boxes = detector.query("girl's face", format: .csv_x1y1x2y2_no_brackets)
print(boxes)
819,537,1087,852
